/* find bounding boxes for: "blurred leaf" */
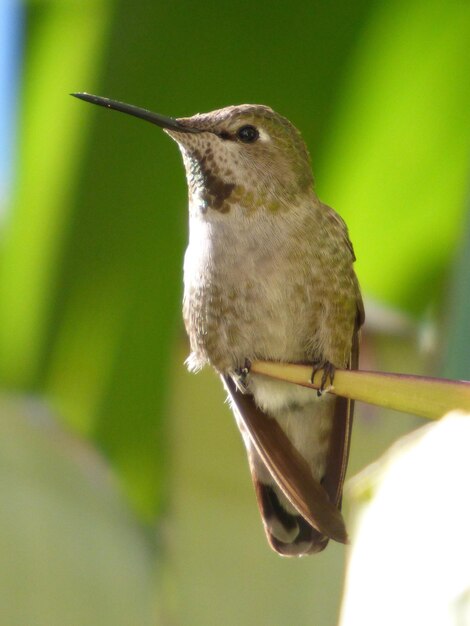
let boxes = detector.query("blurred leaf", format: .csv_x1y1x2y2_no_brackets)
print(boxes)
318,0,470,315
0,3,186,520
42,3,187,519
0,396,157,626
0,0,112,387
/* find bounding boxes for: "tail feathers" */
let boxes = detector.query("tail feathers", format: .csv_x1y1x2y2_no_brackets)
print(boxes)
224,374,349,556
255,482,330,556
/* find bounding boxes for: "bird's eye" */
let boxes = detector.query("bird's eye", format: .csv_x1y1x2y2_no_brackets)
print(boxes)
236,125,259,143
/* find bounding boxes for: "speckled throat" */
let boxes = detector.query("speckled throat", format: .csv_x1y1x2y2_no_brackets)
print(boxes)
167,104,314,217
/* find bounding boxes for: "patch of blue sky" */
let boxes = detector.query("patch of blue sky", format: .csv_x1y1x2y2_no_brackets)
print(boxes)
0,0,22,217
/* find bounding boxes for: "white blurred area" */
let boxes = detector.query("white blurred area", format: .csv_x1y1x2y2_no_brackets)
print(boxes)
340,412,470,626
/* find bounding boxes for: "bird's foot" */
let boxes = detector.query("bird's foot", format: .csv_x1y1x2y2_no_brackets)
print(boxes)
233,358,252,394
310,360,336,397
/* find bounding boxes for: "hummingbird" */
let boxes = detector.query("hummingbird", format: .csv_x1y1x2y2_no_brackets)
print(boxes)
72,93,364,556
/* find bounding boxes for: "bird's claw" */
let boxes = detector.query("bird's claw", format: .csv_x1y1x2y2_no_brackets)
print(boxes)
233,358,252,394
310,361,336,397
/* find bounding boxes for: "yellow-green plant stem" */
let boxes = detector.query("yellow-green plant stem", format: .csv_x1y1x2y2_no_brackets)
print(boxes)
250,361,470,420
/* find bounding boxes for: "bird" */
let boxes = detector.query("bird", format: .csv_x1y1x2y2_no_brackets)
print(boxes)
72,93,364,556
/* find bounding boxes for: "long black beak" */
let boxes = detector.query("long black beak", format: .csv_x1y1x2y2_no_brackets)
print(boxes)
71,93,200,133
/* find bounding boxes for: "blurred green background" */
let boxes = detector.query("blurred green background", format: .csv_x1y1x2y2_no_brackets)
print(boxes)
1,0,469,624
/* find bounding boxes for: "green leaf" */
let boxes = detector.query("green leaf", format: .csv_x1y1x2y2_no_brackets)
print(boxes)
318,0,470,315
0,1,112,387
